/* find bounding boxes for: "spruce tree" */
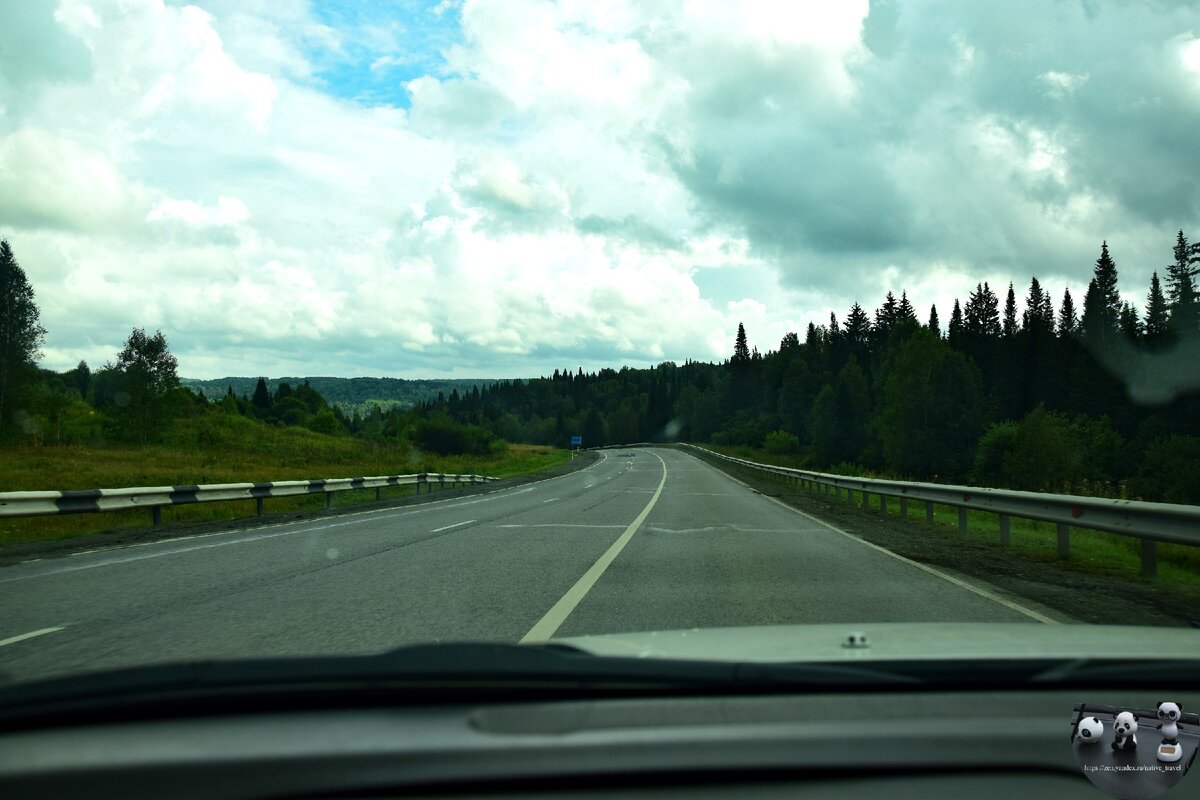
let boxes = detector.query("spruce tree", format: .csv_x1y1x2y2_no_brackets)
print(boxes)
1023,276,1055,335
252,377,272,410
1002,282,1018,338
1144,271,1170,343
928,304,941,338
1087,241,1122,335
948,299,964,349
844,303,871,350
1165,230,1200,332
1058,289,1078,337
732,322,750,363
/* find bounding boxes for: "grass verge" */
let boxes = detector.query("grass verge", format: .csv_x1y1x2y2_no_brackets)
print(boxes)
0,431,569,547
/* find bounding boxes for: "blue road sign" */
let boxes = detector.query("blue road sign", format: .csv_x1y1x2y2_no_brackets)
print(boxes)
570,435,582,446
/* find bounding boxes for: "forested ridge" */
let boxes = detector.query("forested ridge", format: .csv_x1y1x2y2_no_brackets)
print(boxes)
3,234,1199,504
420,236,1200,504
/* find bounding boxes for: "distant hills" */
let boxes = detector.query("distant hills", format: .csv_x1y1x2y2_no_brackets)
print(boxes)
180,376,500,415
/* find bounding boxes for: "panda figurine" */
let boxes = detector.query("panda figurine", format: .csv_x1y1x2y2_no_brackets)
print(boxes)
1112,711,1138,752
1157,701,1183,763
1074,716,1104,745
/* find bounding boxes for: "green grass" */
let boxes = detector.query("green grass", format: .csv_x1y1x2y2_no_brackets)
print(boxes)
0,417,569,546
698,444,1200,590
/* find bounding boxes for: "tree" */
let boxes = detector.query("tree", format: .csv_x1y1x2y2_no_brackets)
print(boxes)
1022,277,1055,336
0,239,47,437
1082,241,1121,338
732,322,750,363
1118,301,1140,341
1002,282,1018,338
1144,271,1170,344
948,299,964,349
111,328,180,444
928,304,941,338
1058,288,1078,338
1165,230,1200,332
809,357,870,465
875,328,983,478
252,377,271,411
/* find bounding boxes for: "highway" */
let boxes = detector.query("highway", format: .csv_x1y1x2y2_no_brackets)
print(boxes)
0,448,1060,684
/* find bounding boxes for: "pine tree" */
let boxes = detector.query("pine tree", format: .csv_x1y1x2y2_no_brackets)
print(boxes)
1144,271,1170,343
928,304,941,338
732,322,750,363
964,282,1001,338
874,291,899,335
1058,289,1078,338
1002,282,1018,338
0,239,47,435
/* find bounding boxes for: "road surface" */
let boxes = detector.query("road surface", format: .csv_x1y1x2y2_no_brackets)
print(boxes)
0,447,1058,683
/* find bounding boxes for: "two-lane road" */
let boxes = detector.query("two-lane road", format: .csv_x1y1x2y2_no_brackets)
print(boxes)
0,448,1058,683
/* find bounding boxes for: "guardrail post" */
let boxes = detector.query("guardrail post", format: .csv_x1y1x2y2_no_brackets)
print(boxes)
375,487,381,501
1057,523,1069,559
999,514,1010,546
957,507,967,533
256,497,264,516
151,506,161,526
879,494,887,513
1140,539,1157,578
926,502,934,524
325,492,333,510
899,497,908,517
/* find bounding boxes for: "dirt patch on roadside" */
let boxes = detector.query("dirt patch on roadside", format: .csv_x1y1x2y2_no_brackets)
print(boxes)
689,450,1199,629
0,451,599,568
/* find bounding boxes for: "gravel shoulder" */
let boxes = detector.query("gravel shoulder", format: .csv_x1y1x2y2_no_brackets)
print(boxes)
0,451,600,568
686,447,1200,629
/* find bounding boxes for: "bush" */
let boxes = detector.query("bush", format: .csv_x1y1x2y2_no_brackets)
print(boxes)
1128,436,1200,504
972,421,1018,485
763,430,801,455
415,418,495,455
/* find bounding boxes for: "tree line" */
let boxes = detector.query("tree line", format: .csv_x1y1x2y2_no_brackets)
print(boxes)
2,233,1199,500
416,234,1200,503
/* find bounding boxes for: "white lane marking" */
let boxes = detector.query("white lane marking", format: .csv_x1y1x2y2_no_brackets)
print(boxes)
1,456,623,583
0,627,65,648
682,451,1060,625
521,451,669,643
430,519,476,533
542,498,559,504
497,524,625,529
645,525,797,534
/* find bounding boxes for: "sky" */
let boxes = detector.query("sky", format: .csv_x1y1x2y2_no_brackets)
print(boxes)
2,0,1199,380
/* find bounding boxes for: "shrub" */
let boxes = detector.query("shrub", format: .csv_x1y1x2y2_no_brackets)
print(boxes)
763,430,801,455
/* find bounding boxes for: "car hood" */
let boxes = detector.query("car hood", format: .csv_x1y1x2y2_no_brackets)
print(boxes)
555,622,1200,662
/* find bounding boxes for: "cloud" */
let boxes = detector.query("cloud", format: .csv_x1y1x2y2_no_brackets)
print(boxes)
3,0,1199,380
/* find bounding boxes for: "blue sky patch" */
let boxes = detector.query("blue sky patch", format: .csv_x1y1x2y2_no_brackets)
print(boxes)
306,0,462,108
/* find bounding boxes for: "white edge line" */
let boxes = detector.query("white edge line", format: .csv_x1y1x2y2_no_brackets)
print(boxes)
6,451,614,573
0,626,65,648
430,519,476,533
521,451,668,643
682,451,1061,625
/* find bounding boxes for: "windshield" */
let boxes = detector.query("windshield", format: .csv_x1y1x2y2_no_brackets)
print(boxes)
1,0,1199,689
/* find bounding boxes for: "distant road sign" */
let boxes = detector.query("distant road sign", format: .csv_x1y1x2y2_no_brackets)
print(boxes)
570,435,582,446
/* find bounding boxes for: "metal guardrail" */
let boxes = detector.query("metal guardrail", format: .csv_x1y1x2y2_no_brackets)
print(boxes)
605,443,1197,578
0,473,498,526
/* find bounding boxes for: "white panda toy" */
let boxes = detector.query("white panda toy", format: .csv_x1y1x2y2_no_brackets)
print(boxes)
1157,702,1184,763
1111,711,1138,752
1074,716,1104,744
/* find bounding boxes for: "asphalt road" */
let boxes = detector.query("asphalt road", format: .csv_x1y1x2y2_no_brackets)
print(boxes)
0,447,1059,683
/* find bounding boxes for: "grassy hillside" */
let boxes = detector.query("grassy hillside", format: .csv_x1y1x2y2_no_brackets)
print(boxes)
0,413,568,546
